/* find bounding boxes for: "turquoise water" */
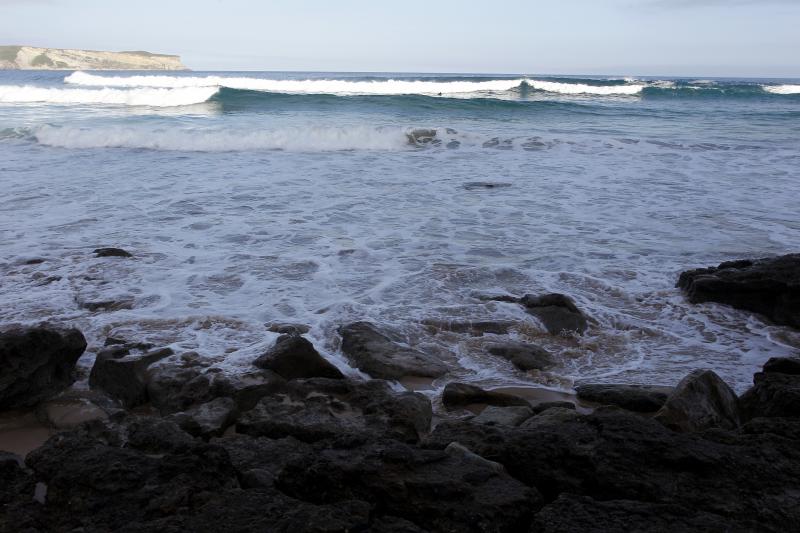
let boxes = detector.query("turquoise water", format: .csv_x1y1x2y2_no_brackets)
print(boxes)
1,71,798,392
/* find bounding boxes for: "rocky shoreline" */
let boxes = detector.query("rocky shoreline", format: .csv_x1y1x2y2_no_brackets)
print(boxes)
1,254,799,532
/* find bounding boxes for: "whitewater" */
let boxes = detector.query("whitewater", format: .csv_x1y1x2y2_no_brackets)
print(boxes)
1,70,799,397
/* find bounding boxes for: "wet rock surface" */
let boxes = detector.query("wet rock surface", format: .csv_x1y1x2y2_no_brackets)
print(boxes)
486,341,554,371
654,369,740,432
677,253,800,328
254,334,344,380
0,325,87,409
520,293,589,335
93,247,133,258
575,383,673,413
442,382,531,408
339,321,448,379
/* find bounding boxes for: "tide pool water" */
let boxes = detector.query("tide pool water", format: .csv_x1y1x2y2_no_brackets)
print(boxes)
1,70,798,393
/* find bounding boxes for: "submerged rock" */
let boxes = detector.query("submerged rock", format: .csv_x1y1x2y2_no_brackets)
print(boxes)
575,383,673,413
0,325,86,410
654,370,740,432
442,382,530,408
520,293,589,335
486,341,554,371
677,253,800,328
422,318,516,336
254,335,344,380
93,247,132,258
462,182,513,191
339,322,448,380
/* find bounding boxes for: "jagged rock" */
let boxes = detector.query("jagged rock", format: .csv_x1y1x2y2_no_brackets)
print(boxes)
677,254,800,328
339,322,448,379
575,384,673,413
237,378,432,443
442,382,530,408
0,325,86,409
254,335,344,380
739,371,800,420
0,451,33,505
89,347,173,408
472,405,534,426
168,397,237,438
421,319,516,336
654,370,740,432
520,293,589,335
276,439,538,532
93,247,132,258
211,435,313,487
532,494,745,532
763,356,800,375
424,407,800,528
486,341,554,371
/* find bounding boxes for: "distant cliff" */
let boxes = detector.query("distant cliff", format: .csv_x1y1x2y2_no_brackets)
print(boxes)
0,46,188,70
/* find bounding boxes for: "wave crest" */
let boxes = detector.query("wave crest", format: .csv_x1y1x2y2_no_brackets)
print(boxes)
763,84,800,95
0,85,219,107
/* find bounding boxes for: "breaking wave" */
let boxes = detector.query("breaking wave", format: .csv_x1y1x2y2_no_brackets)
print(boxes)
65,71,646,96
763,84,800,95
0,85,219,107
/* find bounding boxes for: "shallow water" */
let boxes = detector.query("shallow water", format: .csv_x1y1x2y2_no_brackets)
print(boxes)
1,71,799,393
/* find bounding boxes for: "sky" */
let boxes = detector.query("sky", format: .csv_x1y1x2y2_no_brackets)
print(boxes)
1,0,798,76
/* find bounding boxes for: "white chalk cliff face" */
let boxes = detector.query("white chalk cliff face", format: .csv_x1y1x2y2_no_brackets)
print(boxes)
0,46,188,70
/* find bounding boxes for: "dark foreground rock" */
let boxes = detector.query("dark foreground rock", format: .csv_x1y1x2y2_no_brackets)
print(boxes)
520,293,589,335
0,325,86,409
654,369,740,432
339,321,448,379
575,383,673,412
677,253,800,328
254,334,344,380
89,346,174,408
4,353,800,532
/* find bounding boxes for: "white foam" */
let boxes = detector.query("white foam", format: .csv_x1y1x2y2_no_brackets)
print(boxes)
527,80,645,95
66,72,526,95
33,124,414,152
0,85,218,107
65,71,646,97
763,84,800,95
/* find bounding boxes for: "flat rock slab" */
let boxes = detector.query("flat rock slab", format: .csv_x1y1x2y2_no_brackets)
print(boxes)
339,322,448,380
575,384,674,413
0,325,86,410
442,382,531,409
677,253,800,329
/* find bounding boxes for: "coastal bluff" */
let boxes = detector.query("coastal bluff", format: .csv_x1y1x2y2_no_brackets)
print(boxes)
0,45,187,70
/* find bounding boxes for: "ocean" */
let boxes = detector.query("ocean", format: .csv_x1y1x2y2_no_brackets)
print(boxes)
1,71,798,394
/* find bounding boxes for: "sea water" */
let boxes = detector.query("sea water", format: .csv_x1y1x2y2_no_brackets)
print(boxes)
1,71,798,393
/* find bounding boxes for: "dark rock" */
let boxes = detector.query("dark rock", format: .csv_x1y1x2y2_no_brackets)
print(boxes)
424,407,800,528
89,347,173,408
676,253,800,328
0,325,86,409
462,182,513,191
78,297,135,312
520,293,589,335
0,451,33,505
575,383,673,413
422,318,516,336
741,417,800,440
520,407,581,428
486,341,554,371
211,435,313,483
370,516,428,533
442,382,530,408
237,378,432,443
276,439,538,533
739,371,800,420
531,401,576,415
168,397,237,438
532,494,744,532
406,128,438,145
93,247,132,258
254,335,344,380
763,356,800,375
339,322,448,379
472,405,534,426
654,370,740,432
